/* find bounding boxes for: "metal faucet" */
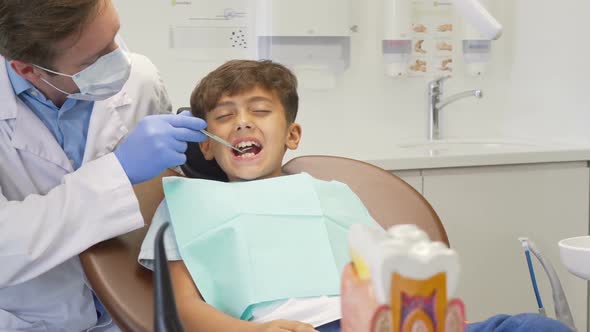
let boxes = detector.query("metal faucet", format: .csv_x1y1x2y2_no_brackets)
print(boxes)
428,76,483,140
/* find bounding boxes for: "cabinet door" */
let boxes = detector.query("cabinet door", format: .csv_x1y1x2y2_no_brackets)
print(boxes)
392,170,422,194
423,162,589,330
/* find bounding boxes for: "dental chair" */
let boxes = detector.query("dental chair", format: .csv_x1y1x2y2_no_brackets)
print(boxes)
80,144,448,332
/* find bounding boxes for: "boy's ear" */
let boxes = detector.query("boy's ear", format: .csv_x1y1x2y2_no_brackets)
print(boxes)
285,122,302,150
199,139,216,160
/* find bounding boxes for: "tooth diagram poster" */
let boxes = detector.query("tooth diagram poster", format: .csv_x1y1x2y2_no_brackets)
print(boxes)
409,0,455,77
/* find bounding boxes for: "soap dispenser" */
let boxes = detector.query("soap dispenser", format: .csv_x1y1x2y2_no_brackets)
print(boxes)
382,0,412,77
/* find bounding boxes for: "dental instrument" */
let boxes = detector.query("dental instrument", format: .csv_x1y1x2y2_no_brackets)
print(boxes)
177,107,243,153
519,238,545,316
518,237,576,331
200,129,243,154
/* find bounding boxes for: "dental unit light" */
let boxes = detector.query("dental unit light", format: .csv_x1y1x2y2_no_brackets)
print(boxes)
454,0,502,40
383,0,502,77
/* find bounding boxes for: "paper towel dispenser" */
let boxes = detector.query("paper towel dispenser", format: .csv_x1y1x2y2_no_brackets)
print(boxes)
255,0,351,74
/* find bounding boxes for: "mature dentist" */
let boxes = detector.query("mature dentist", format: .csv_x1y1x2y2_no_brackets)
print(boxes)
0,0,207,330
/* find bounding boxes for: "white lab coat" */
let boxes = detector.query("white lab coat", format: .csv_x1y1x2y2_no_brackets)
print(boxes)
0,53,172,331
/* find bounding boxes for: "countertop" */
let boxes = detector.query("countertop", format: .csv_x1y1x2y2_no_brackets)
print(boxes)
361,140,590,171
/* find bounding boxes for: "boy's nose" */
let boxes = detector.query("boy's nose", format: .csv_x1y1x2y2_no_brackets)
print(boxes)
235,114,254,131
236,123,252,131
236,122,253,131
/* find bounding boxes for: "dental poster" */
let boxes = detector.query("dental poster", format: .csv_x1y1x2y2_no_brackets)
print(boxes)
409,0,454,77
168,0,255,61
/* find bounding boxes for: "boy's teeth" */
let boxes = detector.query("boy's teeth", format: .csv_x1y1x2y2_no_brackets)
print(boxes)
238,152,255,158
236,141,259,149
348,224,460,304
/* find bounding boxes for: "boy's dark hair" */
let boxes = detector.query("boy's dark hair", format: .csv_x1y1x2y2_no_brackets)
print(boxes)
190,60,298,123
0,0,102,68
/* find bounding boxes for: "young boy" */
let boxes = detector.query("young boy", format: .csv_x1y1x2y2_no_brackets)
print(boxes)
139,60,345,332
138,60,574,332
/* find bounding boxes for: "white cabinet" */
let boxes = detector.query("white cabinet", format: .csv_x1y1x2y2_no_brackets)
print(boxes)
418,162,589,330
393,170,422,193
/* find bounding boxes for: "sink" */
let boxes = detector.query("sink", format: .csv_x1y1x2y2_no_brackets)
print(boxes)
559,236,590,280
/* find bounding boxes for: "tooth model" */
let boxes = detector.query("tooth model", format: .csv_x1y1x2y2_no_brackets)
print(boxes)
341,224,465,332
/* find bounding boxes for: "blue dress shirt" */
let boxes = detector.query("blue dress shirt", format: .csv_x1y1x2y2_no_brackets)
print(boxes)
6,61,94,170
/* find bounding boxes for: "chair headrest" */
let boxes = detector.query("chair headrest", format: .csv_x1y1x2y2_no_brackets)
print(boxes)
181,142,228,182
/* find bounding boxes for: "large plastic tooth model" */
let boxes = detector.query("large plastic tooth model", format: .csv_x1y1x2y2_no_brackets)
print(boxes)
341,224,466,332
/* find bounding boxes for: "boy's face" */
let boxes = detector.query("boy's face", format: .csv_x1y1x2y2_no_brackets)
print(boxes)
199,86,302,182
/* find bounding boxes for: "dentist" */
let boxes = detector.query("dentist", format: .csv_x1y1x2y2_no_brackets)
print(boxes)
0,0,206,330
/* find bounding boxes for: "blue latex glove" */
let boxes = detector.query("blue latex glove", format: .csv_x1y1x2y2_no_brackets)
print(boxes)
466,313,574,332
115,111,206,184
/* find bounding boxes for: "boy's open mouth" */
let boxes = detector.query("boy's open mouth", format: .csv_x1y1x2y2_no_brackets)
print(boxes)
232,140,263,158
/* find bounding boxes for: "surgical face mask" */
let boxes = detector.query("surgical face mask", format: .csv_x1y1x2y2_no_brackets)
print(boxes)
35,47,132,101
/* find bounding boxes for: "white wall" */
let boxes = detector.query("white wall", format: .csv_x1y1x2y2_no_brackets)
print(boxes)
503,1,590,145
113,0,514,162
114,1,590,155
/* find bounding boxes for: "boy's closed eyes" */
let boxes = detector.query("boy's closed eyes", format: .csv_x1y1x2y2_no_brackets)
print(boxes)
211,98,275,122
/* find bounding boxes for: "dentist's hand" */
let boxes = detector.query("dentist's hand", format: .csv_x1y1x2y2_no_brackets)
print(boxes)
115,112,206,184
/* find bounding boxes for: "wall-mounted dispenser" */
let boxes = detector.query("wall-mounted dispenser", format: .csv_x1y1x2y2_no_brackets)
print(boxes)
382,0,412,77
462,36,491,76
456,0,502,76
256,0,351,88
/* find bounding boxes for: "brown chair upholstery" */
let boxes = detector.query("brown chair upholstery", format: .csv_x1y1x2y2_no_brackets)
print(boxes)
80,169,179,332
283,156,448,244
80,156,447,331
